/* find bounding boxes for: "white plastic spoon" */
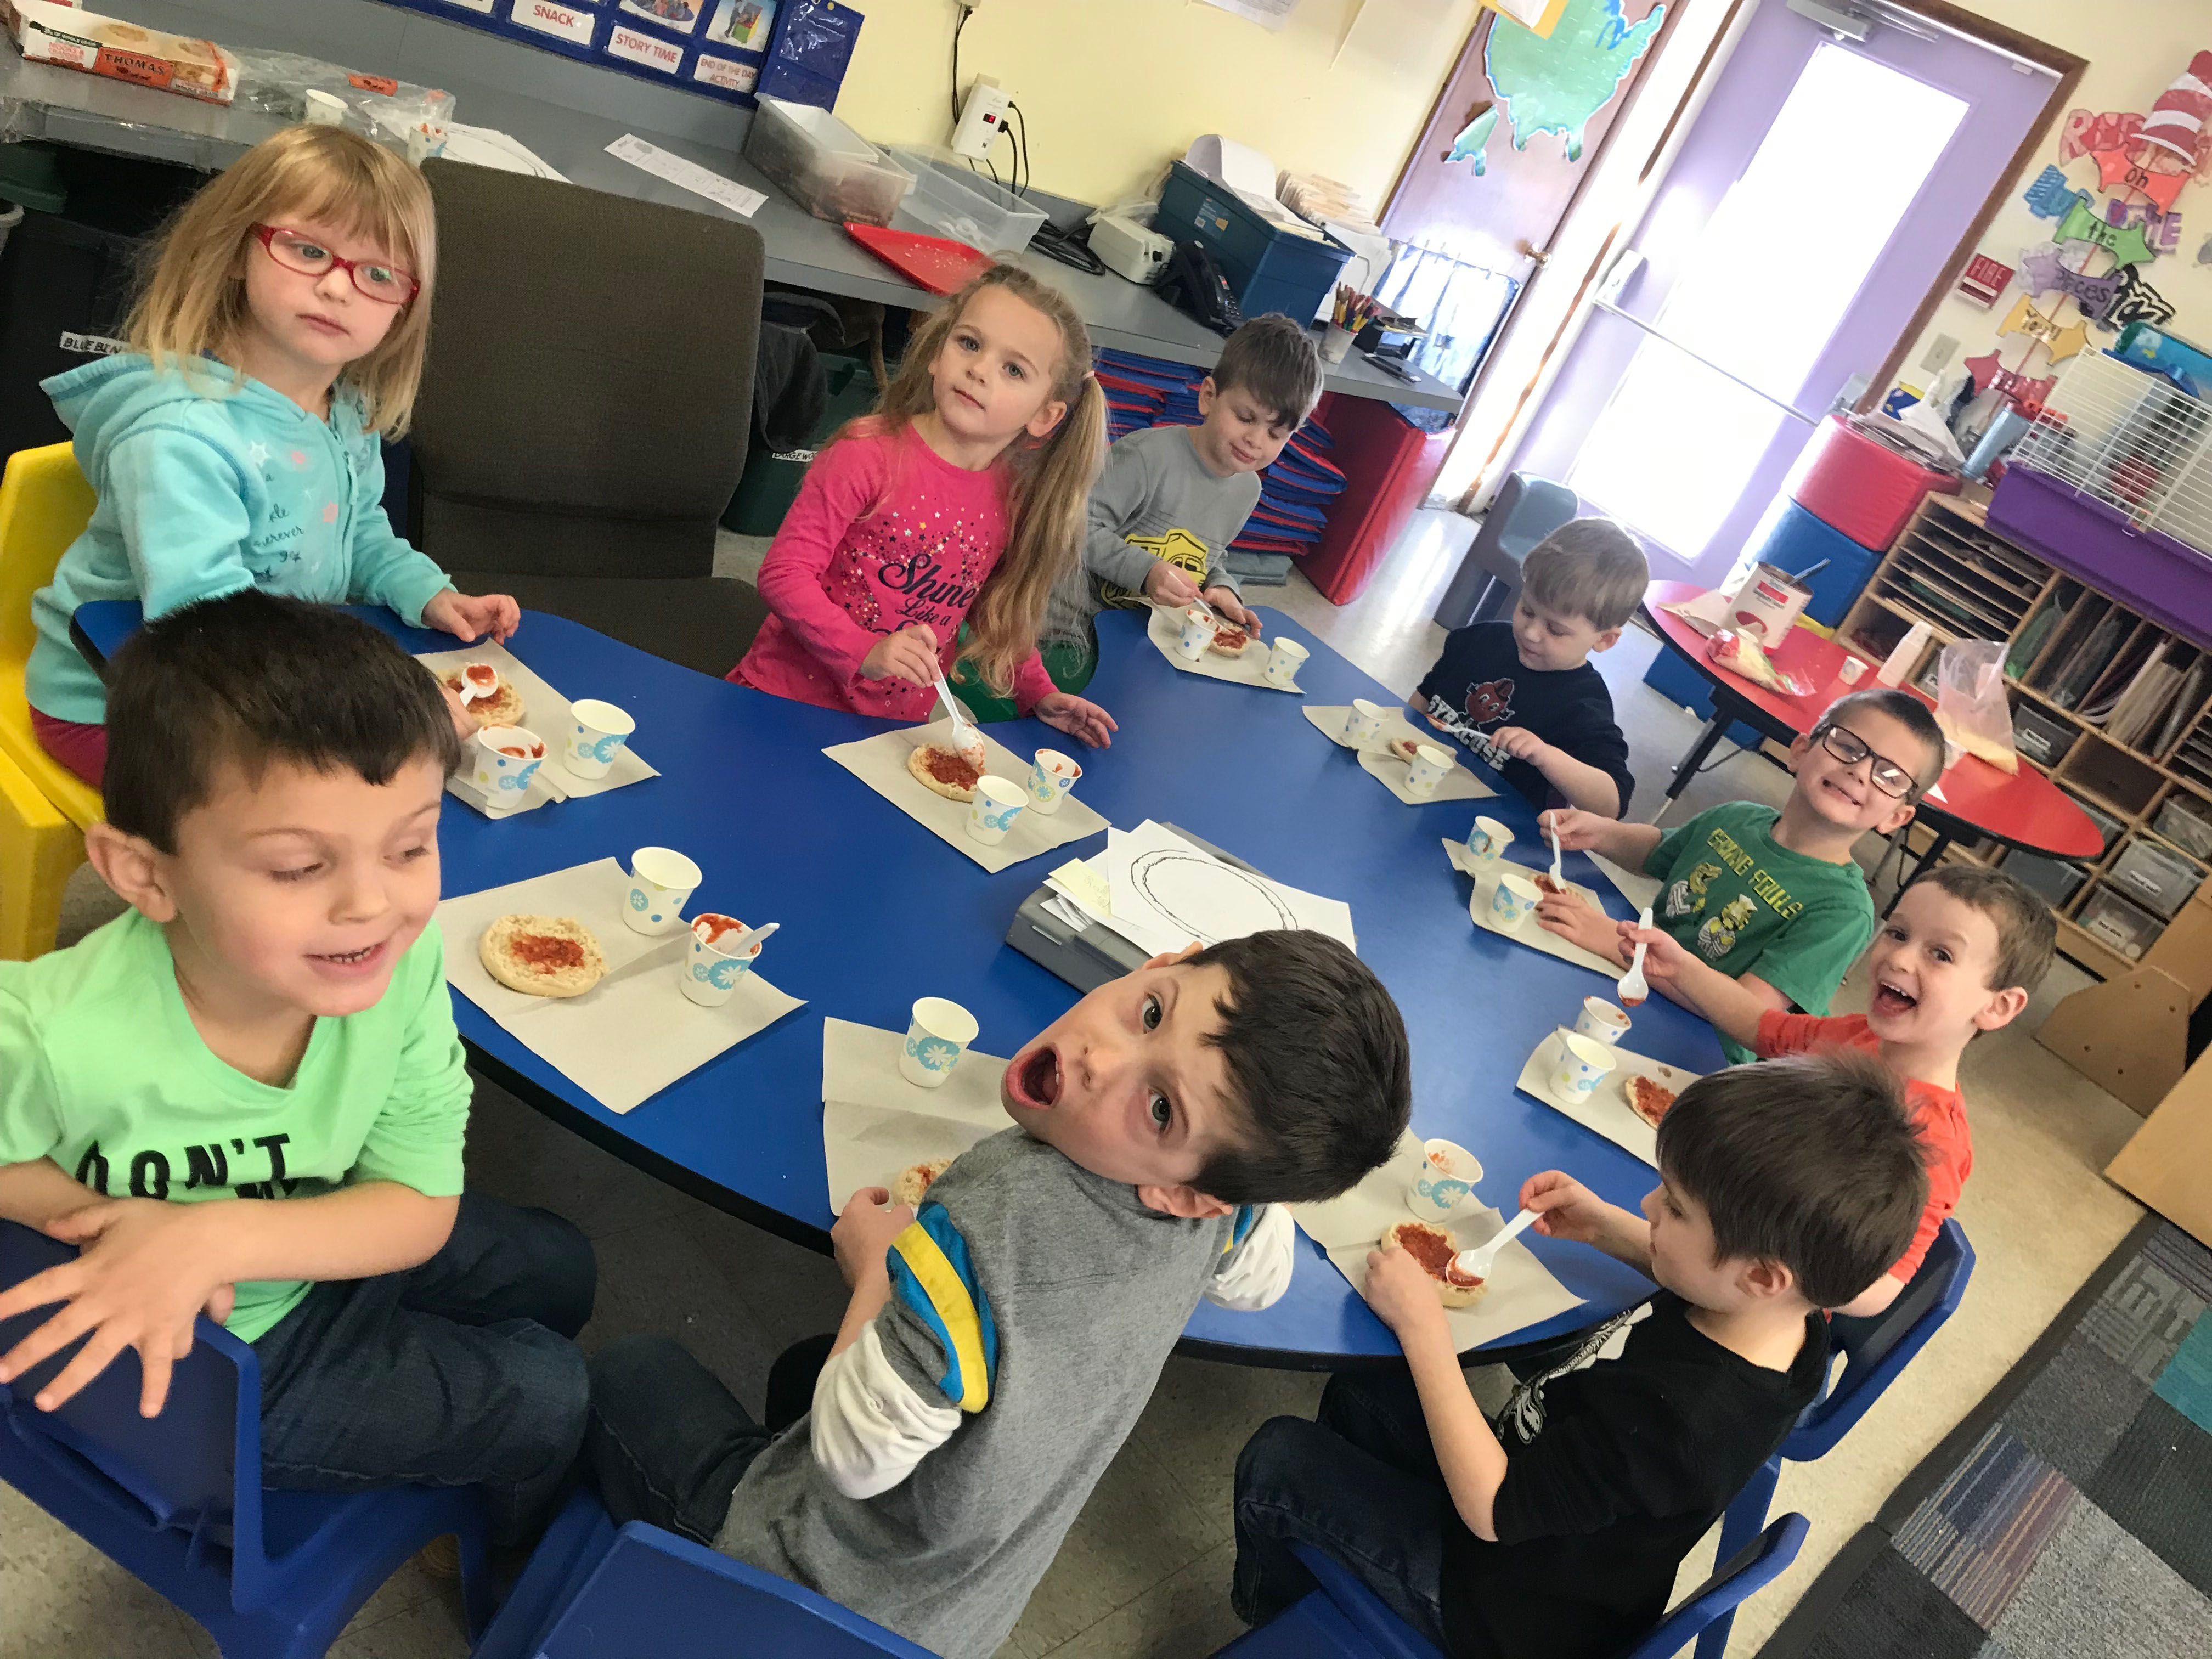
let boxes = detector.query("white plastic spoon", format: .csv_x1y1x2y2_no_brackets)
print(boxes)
1618,906,1654,1007
1548,821,1565,890
726,921,779,955
933,669,979,754
1454,1208,1540,1283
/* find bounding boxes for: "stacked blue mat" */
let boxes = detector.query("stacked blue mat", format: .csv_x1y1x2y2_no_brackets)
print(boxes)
1092,348,1346,574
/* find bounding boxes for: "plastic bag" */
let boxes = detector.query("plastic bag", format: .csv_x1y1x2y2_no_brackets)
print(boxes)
230,49,452,159
1934,639,2019,774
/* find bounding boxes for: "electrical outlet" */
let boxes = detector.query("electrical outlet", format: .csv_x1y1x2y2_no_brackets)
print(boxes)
951,76,1012,161
1921,334,1960,375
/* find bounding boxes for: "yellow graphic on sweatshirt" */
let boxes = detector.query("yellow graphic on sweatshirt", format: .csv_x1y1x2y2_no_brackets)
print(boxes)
1697,893,1760,961
1102,527,1212,608
1664,861,1723,921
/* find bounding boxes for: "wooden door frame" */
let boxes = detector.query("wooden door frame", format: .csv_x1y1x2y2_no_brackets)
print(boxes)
1859,4,2084,409
1379,0,2084,511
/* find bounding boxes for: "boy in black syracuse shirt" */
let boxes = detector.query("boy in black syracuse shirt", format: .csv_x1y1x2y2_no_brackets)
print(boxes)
1229,1050,1927,1659
1411,520,1646,816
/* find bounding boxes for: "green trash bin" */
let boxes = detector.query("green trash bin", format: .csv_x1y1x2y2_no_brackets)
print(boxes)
721,352,877,537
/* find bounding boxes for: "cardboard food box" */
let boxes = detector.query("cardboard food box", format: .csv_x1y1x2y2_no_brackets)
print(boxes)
1723,562,1812,646
7,1,239,104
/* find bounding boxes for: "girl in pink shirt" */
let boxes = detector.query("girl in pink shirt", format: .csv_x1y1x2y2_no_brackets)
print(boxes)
729,267,1117,747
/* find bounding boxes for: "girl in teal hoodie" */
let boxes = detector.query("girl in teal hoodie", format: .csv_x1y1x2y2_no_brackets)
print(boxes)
27,124,517,786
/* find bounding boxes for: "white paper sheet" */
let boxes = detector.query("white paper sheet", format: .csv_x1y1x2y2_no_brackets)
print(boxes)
445,123,567,179
1515,1030,1700,1169
1452,849,1627,978
1144,604,1302,693
1104,820,1356,955
1290,1130,1584,1350
821,1019,1012,1212
821,718,1111,873
437,859,805,1114
415,642,659,810
606,133,766,217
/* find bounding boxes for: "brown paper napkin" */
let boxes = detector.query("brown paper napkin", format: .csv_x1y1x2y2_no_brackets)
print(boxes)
1144,604,1302,692
436,858,804,1114
1355,745,1495,805
1451,848,1625,978
1515,1030,1700,1170
416,642,659,814
1290,1130,1584,1350
821,1018,1012,1212
822,718,1111,872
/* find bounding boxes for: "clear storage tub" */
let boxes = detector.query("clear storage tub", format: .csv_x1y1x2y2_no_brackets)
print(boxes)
887,148,1046,255
744,97,913,226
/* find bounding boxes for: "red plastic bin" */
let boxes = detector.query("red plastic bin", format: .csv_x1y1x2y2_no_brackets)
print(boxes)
1297,393,1455,606
1786,414,1959,552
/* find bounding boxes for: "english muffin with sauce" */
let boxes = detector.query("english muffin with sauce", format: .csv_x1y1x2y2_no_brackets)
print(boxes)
480,915,607,998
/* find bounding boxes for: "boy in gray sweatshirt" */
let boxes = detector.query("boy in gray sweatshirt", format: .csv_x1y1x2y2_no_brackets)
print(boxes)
1036,313,1325,693
585,931,1412,1659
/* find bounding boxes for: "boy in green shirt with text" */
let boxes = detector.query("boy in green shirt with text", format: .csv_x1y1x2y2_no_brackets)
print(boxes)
0,591,592,1543
1537,688,1946,1062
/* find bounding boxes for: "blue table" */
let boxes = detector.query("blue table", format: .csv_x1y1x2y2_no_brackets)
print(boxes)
74,602,1720,1367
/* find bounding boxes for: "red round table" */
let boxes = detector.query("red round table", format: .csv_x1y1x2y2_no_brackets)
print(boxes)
1641,580,2104,901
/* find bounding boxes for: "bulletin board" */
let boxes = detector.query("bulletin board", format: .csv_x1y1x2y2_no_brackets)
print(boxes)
387,0,783,108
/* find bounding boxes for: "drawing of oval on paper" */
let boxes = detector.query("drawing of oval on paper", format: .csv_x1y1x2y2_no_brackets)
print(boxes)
1127,850,1296,945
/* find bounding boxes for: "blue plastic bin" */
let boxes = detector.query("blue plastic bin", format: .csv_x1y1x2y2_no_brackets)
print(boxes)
1640,500,1879,733
1156,161,1352,324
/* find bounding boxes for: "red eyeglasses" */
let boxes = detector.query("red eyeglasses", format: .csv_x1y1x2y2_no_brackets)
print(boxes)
252,224,419,303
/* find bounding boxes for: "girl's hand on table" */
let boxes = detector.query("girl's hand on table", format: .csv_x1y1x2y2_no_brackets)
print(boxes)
1036,692,1118,749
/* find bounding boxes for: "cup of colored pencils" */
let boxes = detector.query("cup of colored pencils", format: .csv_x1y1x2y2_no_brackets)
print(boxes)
1322,285,1379,363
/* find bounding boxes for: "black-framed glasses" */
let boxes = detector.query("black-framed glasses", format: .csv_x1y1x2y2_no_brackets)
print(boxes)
1813,723,1920,799
252,224,418,303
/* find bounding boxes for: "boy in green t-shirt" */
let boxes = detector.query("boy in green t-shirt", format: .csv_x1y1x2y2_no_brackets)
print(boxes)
1536,689,1946,1062
0,591,592,1544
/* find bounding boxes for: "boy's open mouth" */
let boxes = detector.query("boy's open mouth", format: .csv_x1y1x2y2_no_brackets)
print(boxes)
1871,975,1918,1018
1010,1043,1062,1110
1820,775,1864,810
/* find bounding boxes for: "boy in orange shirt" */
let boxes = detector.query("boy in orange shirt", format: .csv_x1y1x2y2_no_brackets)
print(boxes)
1622,864,2054,1316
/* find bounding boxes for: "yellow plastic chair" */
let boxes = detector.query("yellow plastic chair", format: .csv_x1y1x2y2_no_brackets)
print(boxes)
0,442,102,960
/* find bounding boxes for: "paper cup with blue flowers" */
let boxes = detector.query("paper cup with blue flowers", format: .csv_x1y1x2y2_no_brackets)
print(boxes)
966,775,1027,845
564,698,637,781
471,726,547,797
622,846,701,936
899,997,980,1090
680,912,761,1007
1025,749,1082,816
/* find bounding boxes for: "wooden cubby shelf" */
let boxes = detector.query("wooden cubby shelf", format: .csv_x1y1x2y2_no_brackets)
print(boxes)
1839,494,2212,1000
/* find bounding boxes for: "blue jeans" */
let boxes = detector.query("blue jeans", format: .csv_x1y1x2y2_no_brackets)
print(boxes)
1233,1370,1453,1646
252,1194,595,1545
584,1332,831,1545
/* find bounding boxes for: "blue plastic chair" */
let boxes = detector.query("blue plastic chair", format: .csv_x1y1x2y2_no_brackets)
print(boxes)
0,1221,494,1657
1692,1218,1974,1659
472,1488,939,1658
1432,473,1581,629
1217,1516,1808,1659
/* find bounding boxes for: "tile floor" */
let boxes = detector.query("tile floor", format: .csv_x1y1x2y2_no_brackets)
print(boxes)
1,512,2153,1658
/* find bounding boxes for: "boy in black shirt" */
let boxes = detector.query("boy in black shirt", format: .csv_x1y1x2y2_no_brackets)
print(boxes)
1412,520,1646,816
1230,1051,1927,1659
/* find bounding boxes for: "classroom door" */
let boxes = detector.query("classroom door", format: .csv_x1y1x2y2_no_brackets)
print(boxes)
1505,2,2056,586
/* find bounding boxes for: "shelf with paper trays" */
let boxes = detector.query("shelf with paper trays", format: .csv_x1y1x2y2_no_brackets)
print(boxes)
1891,532,2044,625
1918,495,2054,592
1868,574,1979,641
2010,679,2175,775
1883,546,2031,638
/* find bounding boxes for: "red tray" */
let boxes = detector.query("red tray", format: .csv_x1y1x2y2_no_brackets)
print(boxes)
844,223,995,295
